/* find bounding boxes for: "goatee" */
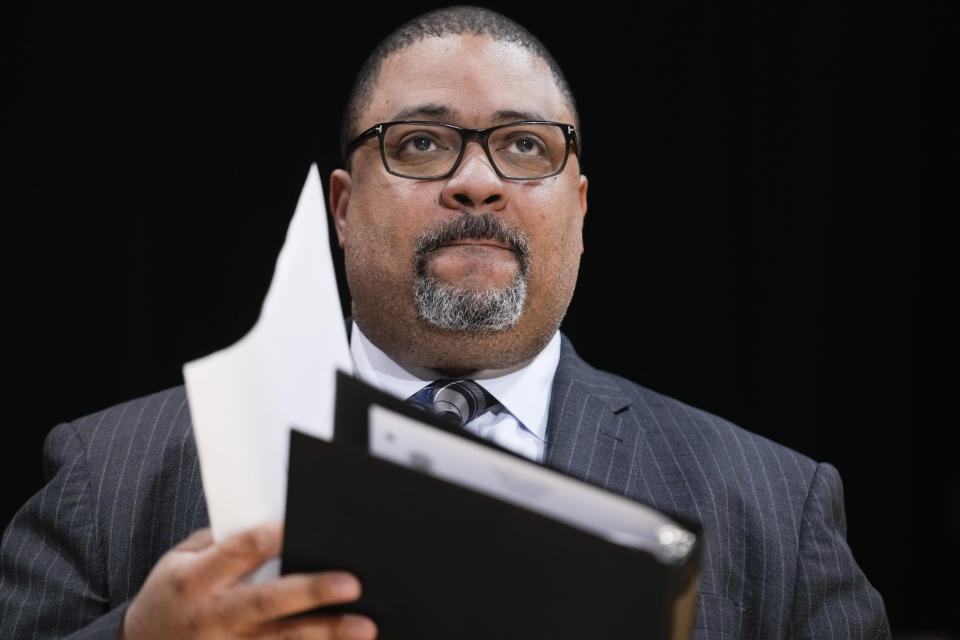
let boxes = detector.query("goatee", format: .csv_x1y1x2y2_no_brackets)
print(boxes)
413,214,531,331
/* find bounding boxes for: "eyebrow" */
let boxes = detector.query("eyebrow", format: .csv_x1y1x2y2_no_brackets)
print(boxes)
491,109,549,123
388,104,551,125
390,104,456,122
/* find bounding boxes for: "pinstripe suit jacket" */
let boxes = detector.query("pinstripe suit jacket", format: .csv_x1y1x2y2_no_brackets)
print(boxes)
0,334,890,639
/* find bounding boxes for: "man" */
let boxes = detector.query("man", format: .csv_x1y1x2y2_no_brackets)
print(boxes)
0,6,889,639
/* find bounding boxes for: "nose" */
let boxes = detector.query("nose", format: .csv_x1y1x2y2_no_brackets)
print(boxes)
439,141,508,212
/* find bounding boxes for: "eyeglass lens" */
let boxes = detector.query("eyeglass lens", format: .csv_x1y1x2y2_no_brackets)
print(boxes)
381,123,568,179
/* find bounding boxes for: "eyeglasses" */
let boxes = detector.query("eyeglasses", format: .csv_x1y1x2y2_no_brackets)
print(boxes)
343,120,579,180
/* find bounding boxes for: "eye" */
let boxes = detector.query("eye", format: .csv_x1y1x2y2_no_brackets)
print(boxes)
410,136,434,151
398,132,445,155
503,134,547,156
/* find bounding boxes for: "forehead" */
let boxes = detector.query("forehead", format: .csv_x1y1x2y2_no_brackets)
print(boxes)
363,35,572,128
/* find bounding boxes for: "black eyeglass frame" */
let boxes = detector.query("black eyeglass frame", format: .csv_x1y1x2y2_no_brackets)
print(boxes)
343,120,580,180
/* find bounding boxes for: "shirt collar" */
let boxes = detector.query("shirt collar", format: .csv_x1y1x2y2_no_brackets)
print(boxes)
350,322,560,442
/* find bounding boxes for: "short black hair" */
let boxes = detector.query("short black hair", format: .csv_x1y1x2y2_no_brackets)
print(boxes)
340,5,579,164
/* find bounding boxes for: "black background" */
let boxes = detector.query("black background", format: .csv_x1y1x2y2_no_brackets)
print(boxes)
3,0,957,636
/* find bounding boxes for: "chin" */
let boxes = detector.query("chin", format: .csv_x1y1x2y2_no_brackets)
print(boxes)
414,271,527,333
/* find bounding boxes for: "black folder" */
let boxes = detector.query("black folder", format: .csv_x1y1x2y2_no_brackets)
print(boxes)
281,372,701,639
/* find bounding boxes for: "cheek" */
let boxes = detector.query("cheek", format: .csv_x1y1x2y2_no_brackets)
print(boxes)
520,200,584,302
345,181,437,265
526,195,584,260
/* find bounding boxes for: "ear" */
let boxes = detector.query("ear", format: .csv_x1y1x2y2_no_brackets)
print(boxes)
329,169,352,249
578,173,588,219
577,173,589,253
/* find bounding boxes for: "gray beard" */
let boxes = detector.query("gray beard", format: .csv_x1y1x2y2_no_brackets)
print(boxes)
412,213,531,332
414,270,527,331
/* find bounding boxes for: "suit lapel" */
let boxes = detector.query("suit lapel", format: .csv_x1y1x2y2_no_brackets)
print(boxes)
544,335,645,496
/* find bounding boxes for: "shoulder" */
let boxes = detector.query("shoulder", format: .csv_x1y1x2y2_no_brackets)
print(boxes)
553,337,893,635
54,386,206,589
1,385,204,630
47,386,194,467
554,334,821,496
41,385,204,551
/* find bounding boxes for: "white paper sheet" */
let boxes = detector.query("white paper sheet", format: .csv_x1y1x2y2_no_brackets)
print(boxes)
183,164,352,581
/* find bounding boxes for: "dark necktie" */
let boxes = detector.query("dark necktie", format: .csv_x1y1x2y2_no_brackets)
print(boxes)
408,379,496,428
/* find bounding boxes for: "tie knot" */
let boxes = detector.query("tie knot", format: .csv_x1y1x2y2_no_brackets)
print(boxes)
410,379,495,428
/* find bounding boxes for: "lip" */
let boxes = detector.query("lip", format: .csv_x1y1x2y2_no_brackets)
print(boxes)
438,240,514,251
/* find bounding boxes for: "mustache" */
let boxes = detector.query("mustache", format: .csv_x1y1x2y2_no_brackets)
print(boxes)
413,213,531,261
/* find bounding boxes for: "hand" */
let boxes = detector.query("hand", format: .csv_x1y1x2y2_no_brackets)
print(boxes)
122,522,377,639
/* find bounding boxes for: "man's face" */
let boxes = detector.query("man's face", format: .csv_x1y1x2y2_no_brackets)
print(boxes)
331,34,588,374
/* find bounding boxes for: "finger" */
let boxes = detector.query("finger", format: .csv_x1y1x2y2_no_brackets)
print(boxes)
189,522,284,589
259,613,378,640
173,527,215,552
220,571,363,627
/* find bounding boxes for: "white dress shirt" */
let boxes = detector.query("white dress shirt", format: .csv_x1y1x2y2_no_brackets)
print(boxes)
350,322,560,462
